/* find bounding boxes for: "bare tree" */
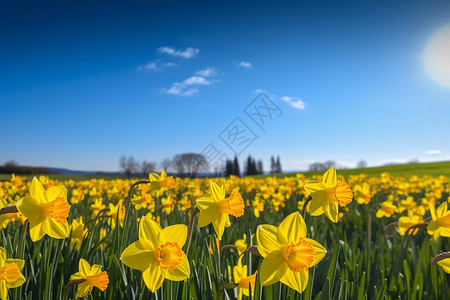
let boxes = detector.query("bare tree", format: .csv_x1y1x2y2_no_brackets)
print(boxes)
356,160,367,168
172,153,208,177
119,155,138,178
160,158,172,172
140,160,156,176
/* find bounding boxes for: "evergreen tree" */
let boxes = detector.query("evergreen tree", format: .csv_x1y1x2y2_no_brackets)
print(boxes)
270,156,276,174
276,156,282,173
233,156,240,176
225,160,233,177
257,160,264,175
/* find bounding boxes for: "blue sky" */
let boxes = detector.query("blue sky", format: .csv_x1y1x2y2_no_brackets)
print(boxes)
1,0,450,172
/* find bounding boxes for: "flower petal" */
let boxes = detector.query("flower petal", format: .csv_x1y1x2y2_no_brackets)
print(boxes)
162,253,190,281
45,219,70,239
309,191,328,216
30,177,45,203
7,272,26,289
211,180,225,202
325,201,339,223
44,186,67,203
0,281,7,300
17,195,45,227
5,259,25,271
305,238,326,265
196,195,219,222
77,282,93,298
70,271,84,281
304,181,325,196
29,222,47,242
259,250,288,286
159,224,187,247
437,258,450,274
143,263,165,292
280,268,309,293
212,212,227,240
256,225,282,257
277,212,307,244
322,167,337,188
197,211,213,227
437,202,448,216
139,217,161,250
79,258,91,276
120,241,153,271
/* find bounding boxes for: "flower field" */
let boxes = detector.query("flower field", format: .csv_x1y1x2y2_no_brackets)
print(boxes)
0,168,449,299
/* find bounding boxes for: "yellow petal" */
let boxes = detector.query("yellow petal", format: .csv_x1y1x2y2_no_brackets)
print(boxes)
77,282,93,298
211,180,225,202
30,177,45,203
0,281,7,300
437,258,450,273
256,225,282,257
322,167,337,188
44,186,67,203
120,241,153,271
162,253,190,281
70,271,84,281
0,247,6,266
304,181,325,196
280,268,309,293
305,238,326,265
260,250,287,286
197,195,219,222
197,211,213,227
143,263,165,292
45,219,70,239
325,201,339,223
277,212,307,244
29,222,47,242
89,265,102,276
79,258,91,276
308,191,328,216
159,224,187,247
17,195,45,227
429,205,437,220
139,217,161,250
212,213,227,240
437,202,448,216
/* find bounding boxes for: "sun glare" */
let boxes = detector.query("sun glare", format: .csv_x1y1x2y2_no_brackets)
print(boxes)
424,24,450,87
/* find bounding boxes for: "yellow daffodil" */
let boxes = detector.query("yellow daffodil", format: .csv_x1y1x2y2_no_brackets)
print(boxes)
0,247,25,300
196,181,244,240
376,200,397,218
17,177,71,241
427,202,450,241
149,170,176,195
304,167,353,222
437,258,450,273
120,217,190,292
235,234,247,255
233,256,257,300
70,259,109,297
70,217,88,249
398,210,423,235
256,212,326,293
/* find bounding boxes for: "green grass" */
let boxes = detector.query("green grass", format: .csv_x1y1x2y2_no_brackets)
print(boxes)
258,160,450,179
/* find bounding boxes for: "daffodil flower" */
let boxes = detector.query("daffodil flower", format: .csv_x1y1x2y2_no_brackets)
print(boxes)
398,210,422,235
256,212,326,293
149,170,176,195
304,167,353,222
235,234,247,255
70,258,109,297
120,217,190,292
233,256,257,300
0,247,25,300
427,202,450,241
196,180,244,240
376,200,397,218
17,177,71,241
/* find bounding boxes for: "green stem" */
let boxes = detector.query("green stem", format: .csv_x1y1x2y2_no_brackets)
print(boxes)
302,196,312,219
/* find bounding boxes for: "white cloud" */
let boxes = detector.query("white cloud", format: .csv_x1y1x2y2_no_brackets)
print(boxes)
195,67,217,77
163,62,177,67
280,96,307,110
136,62,161,71
426,150,442,155
163,74,215,96
239,61,252,68
157,46,199,58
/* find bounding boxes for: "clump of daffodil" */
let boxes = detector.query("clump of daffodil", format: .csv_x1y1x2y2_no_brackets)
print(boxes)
120,217,190,292
17,177,71,241
235,234,247,255
197,180,245,240
149,170,176,195
70,259,109,297
70,217,88,249
304,167,353,222
233,256,257,300
398,210,423,235
256,212,326,293
0,247,25,300
376,200,397,218
427,202,450,241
